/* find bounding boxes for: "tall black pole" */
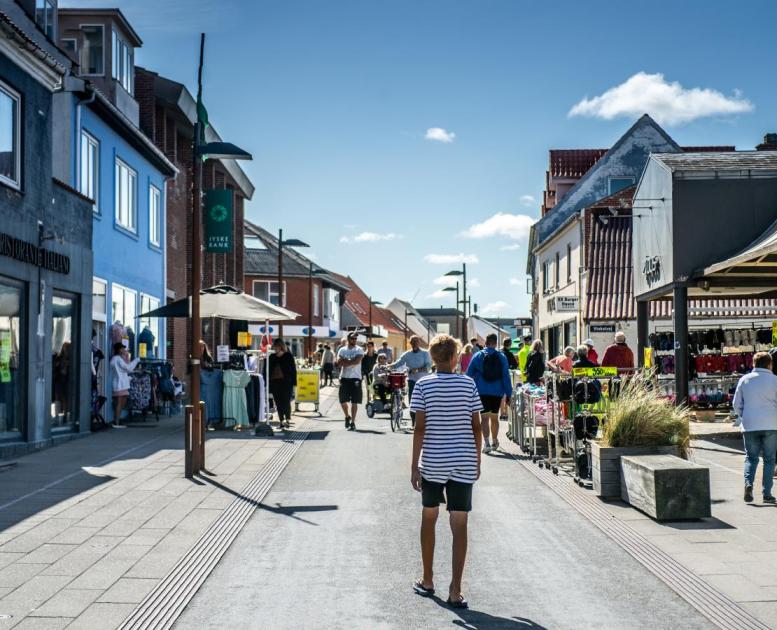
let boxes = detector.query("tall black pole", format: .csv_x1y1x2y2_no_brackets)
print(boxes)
369,297,373,338
455,281,460,341
277,228,284,338
462,262,468,342
308,262,313,358
188,32,205,477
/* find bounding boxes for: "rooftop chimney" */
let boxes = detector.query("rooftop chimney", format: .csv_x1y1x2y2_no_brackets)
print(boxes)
756,133,777,151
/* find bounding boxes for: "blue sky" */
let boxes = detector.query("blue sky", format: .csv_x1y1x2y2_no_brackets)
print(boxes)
63,0,777,317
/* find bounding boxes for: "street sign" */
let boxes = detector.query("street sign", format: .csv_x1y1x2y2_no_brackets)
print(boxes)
204,189,233,252
590,324,616,333
513,318,532,326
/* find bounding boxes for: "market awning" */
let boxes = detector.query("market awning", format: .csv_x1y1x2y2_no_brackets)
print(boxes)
139,284,299,321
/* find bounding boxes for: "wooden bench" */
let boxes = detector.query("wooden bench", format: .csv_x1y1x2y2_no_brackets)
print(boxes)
620,454,711,521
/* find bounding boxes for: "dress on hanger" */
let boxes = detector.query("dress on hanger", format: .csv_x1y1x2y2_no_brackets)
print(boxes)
222,369,250,428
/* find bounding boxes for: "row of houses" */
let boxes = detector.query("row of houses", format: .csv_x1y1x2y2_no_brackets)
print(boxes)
526,114,777,401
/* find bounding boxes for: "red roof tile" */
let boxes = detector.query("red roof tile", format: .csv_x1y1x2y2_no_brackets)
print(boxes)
549,149,607,178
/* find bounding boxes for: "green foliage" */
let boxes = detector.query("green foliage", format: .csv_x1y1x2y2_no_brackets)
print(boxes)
601,375,690,457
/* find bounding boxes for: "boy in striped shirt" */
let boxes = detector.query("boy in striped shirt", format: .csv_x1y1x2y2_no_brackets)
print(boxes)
410,334,483,609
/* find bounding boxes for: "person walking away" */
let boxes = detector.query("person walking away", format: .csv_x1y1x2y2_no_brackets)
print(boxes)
459,344,474,374
499,338,519,419
524,340,546,385
110,342,139,428
572,344,597,369
548,346,575,374
410,334,483,609
517,335,533,381
378,341,393,362
321,344,335,386
362,341,379,402
466,333,512,453
601,332,634,371
733,352,777,503
337,332,365,430
372,353,391,405
583,339,599,366
392,336,432,426
470,337,483,352
269,339,297,429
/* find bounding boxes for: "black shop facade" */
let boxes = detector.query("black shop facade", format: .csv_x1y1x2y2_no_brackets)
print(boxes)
0,16,94,457
633,149,777,406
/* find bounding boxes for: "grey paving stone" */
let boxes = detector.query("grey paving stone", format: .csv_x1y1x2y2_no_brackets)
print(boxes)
48,528,101,546
17,544,78,565
121,528,169,547
66,602,135,630
28,588,102,618
98,577,158,603
12,617,71,629
0,574,71,608
0,554,25,571
66,544,151,590
40,537,120,577
0,562,46,588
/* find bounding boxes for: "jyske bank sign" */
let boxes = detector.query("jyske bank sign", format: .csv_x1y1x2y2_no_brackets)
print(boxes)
204,189,233,253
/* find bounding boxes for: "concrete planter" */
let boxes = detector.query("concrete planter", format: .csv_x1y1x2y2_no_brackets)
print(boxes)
591,441,679,499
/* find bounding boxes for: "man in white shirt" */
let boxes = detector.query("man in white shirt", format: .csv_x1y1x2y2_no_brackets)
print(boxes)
733,352,777,503
337,332,365,430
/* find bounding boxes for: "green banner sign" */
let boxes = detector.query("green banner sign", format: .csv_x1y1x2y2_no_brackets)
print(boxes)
204,189,233,252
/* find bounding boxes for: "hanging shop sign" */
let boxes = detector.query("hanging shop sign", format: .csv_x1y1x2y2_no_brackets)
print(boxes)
642,255,661,286
203,189,233,253
590,324,616,333
572,366,618,378
0,232,70,274
554,296,579,312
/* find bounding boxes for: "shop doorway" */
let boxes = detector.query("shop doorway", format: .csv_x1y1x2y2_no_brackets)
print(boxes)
51,292,78,431
0,276,24,441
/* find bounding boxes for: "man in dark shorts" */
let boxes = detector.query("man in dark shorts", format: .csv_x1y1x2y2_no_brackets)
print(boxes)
410,334,483,609
362,341,379,402
336,332,364,430
466,333,512,454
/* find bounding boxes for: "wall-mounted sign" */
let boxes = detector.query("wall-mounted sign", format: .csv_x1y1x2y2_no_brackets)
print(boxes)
0,232,70,274
513,318,532,327
216,344,230,363
554,296,579,312
590,324,616,333
642,255,661,286
204,189,233,252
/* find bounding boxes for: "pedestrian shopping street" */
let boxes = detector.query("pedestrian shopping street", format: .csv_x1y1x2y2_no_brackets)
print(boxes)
3,387,777,629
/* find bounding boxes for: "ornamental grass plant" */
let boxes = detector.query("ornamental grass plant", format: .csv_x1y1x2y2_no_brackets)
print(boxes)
601,374,690,458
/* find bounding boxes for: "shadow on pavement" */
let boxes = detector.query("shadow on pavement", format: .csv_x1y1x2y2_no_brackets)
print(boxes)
353,429,386,435
428,595,548,629
660,516,735,530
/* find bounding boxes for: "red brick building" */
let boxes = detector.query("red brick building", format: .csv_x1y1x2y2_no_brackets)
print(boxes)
135,67,255,381
243,222,350,358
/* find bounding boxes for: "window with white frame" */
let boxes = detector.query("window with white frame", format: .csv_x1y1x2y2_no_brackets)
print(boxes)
313,285,320,317
111,30,133,94
81,25,104,75
80,131,99,211
542,260,550,293
139,294,160,356
0,81,20,189
149,185,161,246
252,280,286,307
115,158,137,232
92,277,107,321
111,284,136,329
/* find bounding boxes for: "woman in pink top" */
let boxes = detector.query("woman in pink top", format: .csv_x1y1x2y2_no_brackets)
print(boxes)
459,344,474,373
548,346,575,374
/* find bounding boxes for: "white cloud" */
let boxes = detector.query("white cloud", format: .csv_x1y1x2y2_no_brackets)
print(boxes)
480,301,509,315
508,278,522,286
519,195,535,207
568,72,754,126
425,127,456,143
427,289,450,299
500,244,520,252
340,232,401,244
433,276,457,286
424,253,479,265
461,213,534,240
469,278,481,288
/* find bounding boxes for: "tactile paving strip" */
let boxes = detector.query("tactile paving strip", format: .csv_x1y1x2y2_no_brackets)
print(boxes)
502,440,771,630
119,426,311,630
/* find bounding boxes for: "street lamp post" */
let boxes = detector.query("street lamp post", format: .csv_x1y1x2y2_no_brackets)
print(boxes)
188,33,252,478
445,263,468,342
442,283,460,341
403,308,409,349
308,264,327,357
276,229,309,339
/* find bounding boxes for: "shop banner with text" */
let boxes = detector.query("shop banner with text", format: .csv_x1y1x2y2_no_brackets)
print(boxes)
204,189,233,253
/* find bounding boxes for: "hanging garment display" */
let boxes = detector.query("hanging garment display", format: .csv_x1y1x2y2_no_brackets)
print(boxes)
200,369,223,426
222,369,251,428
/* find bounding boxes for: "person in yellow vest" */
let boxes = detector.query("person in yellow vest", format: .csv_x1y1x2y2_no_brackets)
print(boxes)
517,335,533,379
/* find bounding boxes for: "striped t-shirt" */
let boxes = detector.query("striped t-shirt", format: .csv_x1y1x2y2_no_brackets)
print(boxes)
410,372,484,484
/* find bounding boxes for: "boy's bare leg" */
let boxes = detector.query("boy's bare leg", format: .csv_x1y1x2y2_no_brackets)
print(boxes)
420,506,438,588
449,511,468,600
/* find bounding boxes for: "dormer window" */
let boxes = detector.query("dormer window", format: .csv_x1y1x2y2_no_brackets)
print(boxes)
112,30,133,94
81,24,104,75
35,0,56,39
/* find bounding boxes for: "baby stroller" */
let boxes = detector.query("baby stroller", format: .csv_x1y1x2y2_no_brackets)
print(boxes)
366,369,408,432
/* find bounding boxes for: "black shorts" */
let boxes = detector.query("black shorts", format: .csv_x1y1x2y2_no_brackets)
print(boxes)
339,378,363,404
479,394,503,414
422,478,473,512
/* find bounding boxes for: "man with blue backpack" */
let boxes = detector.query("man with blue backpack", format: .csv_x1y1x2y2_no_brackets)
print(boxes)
467,333,512,454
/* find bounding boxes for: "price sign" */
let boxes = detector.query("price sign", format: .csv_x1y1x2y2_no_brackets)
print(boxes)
237,331,252,347
772,321,777,346
138,343,147,359
216,345,230,363
643,347,653,368
572,366,618,378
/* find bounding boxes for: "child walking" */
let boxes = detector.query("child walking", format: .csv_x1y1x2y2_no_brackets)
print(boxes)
410,334,483,609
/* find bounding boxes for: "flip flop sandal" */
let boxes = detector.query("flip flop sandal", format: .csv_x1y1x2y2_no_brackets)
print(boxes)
447,595,468,609
413,580,435,597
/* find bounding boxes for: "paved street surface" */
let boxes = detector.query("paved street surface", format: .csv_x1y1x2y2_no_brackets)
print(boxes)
177,390,712,630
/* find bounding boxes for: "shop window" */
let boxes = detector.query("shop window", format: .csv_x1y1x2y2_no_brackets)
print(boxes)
149,185,161,247
0,81,20,190
111,284,137,354
81,25,104,76
80,131,99,211
609,176,634,195
252,280,286,307
92,278,107,321
139,294,160,357
51,293,78,432
0,277,24,441
115,158,137,232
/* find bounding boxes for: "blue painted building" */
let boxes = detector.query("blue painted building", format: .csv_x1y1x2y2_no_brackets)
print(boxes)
54,8,177,406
